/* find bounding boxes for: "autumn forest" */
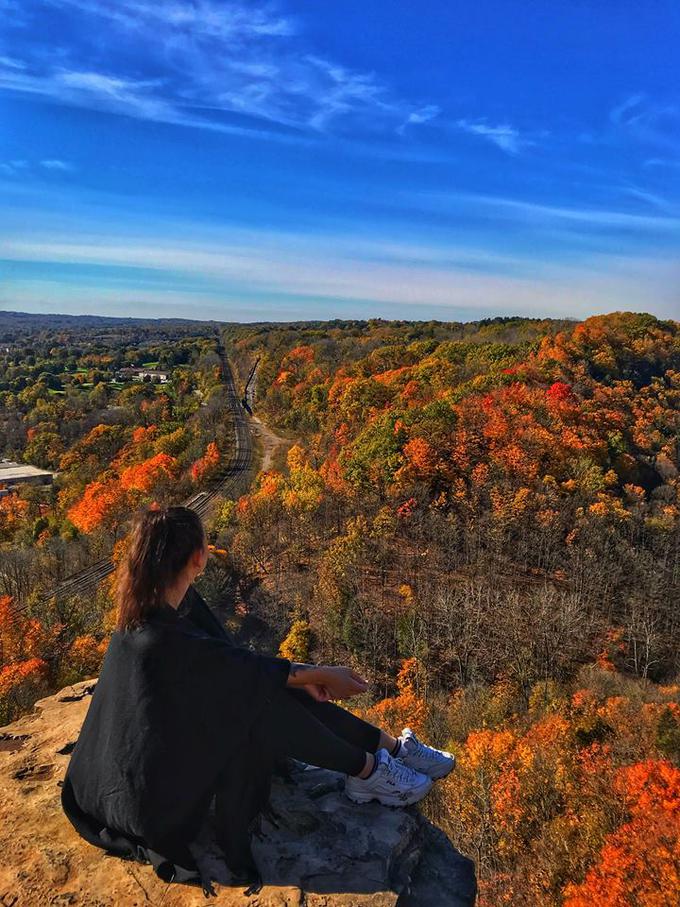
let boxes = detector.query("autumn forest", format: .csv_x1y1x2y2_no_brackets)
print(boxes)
1,309,678,905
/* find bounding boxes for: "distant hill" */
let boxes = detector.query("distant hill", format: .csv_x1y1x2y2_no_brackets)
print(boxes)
0,308,580,332
0,309,222,332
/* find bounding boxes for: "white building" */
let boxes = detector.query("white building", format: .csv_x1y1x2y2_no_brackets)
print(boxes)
116,367,170,384
0,459,54,497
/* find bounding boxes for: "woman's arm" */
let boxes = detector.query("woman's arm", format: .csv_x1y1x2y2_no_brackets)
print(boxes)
286,662,368,699
285,663,324,686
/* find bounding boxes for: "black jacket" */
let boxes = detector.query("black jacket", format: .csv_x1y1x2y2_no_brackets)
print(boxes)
60,585,291,893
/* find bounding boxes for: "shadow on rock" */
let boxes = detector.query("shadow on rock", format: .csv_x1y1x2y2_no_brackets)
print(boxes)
189,760,476,905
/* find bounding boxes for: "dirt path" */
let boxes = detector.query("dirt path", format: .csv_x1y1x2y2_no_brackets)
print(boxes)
249,414,292,473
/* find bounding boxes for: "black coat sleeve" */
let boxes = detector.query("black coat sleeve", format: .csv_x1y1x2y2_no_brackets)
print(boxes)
176,586,292,711
167,614,292,734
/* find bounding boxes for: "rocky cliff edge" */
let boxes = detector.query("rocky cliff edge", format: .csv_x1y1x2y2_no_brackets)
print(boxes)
0,679,476,906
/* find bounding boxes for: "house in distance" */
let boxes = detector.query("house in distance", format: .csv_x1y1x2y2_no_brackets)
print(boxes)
114,367,170,384
0,459,54,498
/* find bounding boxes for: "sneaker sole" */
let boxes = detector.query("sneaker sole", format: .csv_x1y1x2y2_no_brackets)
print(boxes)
428,759,456,780
398,756,456,781
344,778,433,807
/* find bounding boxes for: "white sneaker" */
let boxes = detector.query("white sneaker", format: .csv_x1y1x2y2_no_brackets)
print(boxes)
395,727,456,780
344,747,433,807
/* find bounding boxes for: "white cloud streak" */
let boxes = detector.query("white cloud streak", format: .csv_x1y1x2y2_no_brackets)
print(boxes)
0,159,28,175
2,221,678,321
397,104,441,135
455,119,528,154
610,93,647,126
0,0,438,141
609,93,680,153
0,157,74,175
0,54,25,69
40,158,73,171
43,0,296,39
644,158,680,169
412,190,680,234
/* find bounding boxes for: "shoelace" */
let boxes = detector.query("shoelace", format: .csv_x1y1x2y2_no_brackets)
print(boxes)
407,734,431,759
401,733,429,756
384,753,422,785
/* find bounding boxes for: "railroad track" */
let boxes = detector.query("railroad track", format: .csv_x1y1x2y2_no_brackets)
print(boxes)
39,336,254,604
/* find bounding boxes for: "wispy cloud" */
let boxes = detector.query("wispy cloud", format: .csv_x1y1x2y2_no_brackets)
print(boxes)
609,93,680,153
644,158,680,169
0,54,25,70
454,119,530,154
2,163,679,321
397,104,441,135
618,184,675,213
0,0,438,142
40,158,74,171
0,157,74,175
413,189,680,235
0,159,29,175
3,227,679,321
44,0,296,39
0,65,274,141
610,93,647,126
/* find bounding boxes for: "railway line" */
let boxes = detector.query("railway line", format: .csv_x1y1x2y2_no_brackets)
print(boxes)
39,335,254,604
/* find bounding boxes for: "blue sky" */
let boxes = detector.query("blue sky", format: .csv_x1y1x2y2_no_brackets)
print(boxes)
0,0,679,323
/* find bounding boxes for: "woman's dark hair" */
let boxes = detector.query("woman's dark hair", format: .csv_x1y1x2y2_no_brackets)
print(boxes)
115,504,206,632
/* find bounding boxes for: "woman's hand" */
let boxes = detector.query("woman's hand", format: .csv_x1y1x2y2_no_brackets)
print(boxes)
301,683,332,702
286,662,368,699
317,666,368,700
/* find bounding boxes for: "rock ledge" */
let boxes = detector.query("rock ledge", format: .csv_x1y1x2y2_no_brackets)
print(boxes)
0,679,476,906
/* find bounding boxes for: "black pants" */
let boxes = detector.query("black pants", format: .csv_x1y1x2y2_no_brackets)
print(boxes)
251,686,382,777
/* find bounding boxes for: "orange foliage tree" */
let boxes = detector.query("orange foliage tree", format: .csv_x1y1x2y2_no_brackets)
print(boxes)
563,759,680,907
0,494,30,542
57,635,110,687
120,452,179,493
355,657,429,737
0,595,60,723
67,478,126,532
67,454,179,532
0,657,50,723
190,441,220,483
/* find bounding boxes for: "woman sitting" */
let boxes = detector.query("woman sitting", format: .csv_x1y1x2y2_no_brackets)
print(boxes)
61,505,454,894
